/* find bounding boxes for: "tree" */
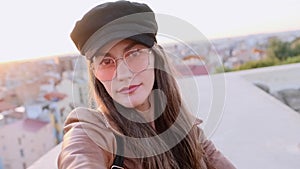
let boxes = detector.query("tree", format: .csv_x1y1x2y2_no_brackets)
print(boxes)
266,38,291,60
290,37,300,56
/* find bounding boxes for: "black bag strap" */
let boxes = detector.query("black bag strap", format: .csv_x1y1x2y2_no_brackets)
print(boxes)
111,133,124,169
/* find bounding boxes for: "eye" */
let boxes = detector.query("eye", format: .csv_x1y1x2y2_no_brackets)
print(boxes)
125,49,141,58
99,57,114,66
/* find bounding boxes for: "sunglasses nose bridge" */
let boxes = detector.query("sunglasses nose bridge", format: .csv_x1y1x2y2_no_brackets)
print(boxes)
114,56,127,68
114,56,134,81
115,57,124,64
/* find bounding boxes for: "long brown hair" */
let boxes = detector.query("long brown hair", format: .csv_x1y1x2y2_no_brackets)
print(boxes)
88,44,207,169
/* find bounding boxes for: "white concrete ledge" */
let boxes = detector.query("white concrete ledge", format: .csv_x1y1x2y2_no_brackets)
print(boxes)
210,75,300,169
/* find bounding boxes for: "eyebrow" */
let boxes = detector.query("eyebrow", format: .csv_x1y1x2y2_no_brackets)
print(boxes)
96,41,139,57
123,41,139,52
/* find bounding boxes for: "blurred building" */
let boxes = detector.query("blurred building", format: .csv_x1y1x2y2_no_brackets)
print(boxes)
0,119,56,169
0,55,91,169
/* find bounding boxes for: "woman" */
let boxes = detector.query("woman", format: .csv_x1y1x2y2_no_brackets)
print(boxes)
58,1,236,169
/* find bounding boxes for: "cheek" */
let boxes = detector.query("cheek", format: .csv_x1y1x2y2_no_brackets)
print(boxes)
143,56,155,85
142,69,155,90
94,71,112,95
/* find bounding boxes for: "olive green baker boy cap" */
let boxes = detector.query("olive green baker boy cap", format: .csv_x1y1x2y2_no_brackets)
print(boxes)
70,0,158,59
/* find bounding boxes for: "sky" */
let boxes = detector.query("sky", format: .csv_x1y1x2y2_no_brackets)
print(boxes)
0,0,300,63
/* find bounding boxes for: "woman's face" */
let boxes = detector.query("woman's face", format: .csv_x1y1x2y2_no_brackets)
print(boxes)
93,39,155,111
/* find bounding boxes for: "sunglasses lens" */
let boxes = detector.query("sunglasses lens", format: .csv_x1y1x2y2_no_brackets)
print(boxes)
126,49,150,72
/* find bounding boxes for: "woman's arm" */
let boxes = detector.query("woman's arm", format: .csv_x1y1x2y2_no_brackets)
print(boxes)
57,107,115,169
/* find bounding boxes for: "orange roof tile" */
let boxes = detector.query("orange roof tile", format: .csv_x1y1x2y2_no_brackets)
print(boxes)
44,91,67,101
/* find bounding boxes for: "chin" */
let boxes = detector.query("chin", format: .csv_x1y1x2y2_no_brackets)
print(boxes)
120,100,142,109
118,96,148,110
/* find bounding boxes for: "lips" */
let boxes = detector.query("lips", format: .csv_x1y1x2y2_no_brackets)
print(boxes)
118,84,142,94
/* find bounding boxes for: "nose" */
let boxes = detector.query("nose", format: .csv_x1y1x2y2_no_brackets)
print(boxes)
115,59,133,81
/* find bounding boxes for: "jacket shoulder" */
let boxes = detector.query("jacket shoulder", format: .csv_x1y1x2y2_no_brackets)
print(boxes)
65,107,107,127
63,107,116,151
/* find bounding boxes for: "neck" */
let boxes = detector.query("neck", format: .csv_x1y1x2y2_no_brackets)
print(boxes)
136,95,155,129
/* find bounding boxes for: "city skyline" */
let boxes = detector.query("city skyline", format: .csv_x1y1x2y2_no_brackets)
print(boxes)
0,0,300,63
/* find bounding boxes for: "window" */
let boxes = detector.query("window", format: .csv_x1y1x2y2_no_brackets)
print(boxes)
22,162,26,169
20,149,24,157
79,87,84,104
18,138,22,145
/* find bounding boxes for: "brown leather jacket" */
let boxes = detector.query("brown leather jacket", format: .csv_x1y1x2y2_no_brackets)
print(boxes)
57,107,236,169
